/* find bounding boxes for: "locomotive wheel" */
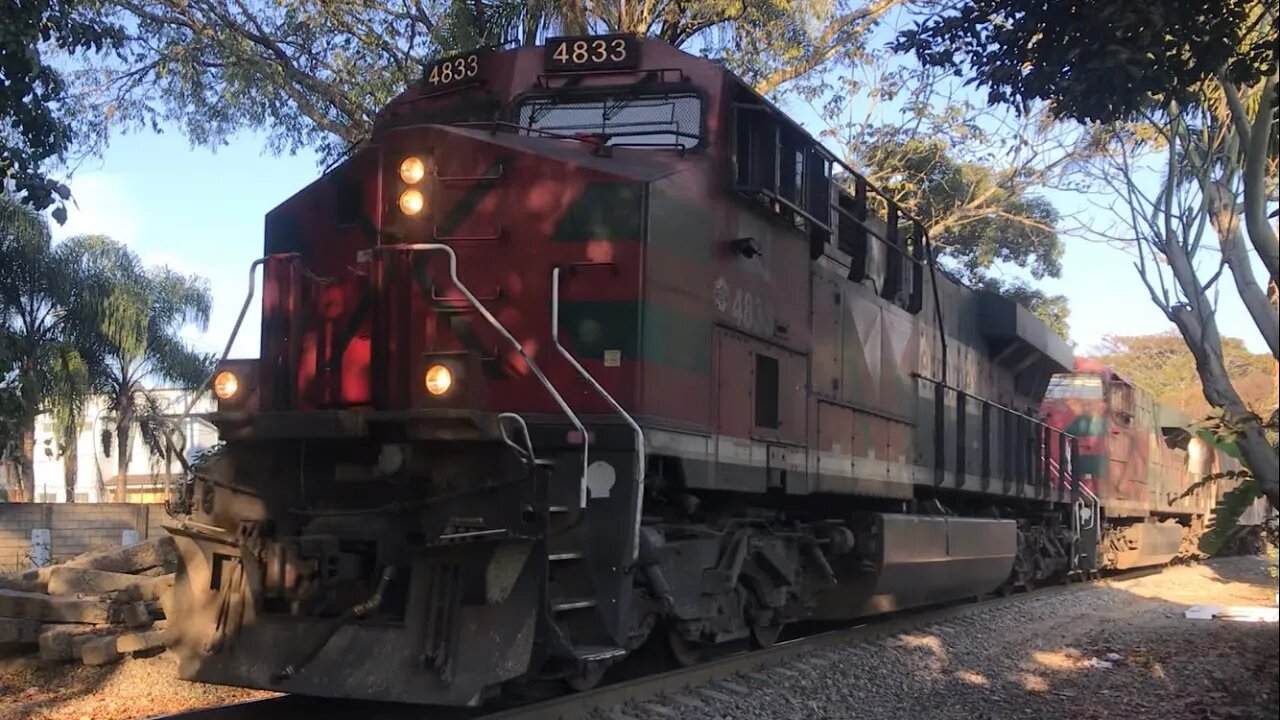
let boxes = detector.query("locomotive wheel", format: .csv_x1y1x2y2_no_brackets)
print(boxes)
749,621,783,649
667,629,711,668
565,663,607,692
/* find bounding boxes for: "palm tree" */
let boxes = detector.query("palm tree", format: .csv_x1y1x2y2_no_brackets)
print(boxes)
48,345,90,501
63,236,214,502
0,193,77,501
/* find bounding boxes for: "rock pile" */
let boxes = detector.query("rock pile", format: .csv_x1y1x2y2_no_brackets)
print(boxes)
0,536,177,666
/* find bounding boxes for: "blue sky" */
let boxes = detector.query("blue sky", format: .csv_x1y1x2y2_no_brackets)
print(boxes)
48,114,1270,362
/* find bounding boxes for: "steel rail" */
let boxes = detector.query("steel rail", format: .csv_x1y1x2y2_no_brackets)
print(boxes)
149,566,1167,720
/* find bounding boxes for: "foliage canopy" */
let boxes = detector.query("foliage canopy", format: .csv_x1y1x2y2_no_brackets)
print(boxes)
0,0,120,214
1092,332,1275,419
897,0,1278,124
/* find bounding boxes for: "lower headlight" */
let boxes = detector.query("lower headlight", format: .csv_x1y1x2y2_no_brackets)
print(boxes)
213,371,239,400
399,188,425,216
424,364,453,396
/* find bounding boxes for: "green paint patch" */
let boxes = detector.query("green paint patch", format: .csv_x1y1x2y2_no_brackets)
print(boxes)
1075,454,1108,479
647,189,713,261
643,303,711,375
1066,414,1107,437
559,300,710,374
551,182,644,243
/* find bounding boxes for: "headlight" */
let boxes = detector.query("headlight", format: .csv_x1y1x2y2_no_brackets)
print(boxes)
213,371,239,400
424,364,453,396
399,156,426,184
399,188,425,216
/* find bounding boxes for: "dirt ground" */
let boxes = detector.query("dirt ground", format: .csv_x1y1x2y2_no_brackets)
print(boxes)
1045,556,1280,720
2,555,1277,720
0,650,276,720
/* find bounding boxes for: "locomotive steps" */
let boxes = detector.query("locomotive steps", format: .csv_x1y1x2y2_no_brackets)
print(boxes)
0,536,178,666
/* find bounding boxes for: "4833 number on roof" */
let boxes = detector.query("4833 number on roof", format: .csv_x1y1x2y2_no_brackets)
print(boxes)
425,53,480,88
544,34,640,72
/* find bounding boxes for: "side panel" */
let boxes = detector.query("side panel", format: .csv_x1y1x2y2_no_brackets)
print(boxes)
641,184,716,428
812,514,1016,619
709,328,808,492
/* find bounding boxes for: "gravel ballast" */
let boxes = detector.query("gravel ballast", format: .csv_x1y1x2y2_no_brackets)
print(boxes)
0,651,277,720
592,556,1279,720
1,557,1274,720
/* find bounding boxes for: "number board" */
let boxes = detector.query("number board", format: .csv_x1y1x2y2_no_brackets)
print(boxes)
423,51,484,90
544,34,640,72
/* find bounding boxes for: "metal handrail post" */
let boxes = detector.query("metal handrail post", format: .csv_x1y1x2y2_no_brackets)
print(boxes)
551,267,646,563
379,244,590,497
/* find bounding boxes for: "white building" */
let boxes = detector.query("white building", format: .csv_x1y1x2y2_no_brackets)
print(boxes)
24,389,219,503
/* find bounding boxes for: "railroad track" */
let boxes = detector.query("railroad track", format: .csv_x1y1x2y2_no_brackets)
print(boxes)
148,567,1166,720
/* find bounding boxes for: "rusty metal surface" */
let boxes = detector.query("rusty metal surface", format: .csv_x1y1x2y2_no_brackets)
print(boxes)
1108,520,1187,570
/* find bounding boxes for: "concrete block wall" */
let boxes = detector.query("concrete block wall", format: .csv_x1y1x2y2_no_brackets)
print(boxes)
0,503,167,572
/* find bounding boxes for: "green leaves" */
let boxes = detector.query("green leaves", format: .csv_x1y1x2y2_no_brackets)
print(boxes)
3,202,214,497
897,0,1276,124
1,0,122,213
1092,332,1274,419
66,1,897,163
1198,477,1265,555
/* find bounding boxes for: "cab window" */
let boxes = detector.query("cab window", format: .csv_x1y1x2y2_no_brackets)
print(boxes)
515,91,702,149
1046,373,1104,399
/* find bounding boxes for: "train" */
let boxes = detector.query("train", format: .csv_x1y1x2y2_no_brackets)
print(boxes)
161,35,1265,707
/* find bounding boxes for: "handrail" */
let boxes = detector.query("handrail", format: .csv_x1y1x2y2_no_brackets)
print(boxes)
913,373,1074,434
1071,480,1101,573
166,256,282,477
1077,482,1101,531
380,244,589,493
551,266,647,563
497,412,534,463
178,256,275,422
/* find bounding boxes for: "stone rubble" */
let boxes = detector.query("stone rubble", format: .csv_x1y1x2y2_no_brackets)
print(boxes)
0,536,177,668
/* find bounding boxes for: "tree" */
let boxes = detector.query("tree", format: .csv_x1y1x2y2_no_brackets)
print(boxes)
0,194,68,500
0,351,25,498
1,197,115,502
63,236,214,502
1,0,121,214
897,0,1279,505
814,56,1087,335
1093,332,1275,418
75,1,905,162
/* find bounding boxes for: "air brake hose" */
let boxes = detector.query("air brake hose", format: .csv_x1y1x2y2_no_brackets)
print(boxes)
270,566,397,683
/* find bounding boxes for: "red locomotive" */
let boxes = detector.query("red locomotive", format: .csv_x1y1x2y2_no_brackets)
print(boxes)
165,35,1242,706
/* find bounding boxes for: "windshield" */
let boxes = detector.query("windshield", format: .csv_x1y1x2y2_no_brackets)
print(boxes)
1046,373,1104,399
515,92,702,149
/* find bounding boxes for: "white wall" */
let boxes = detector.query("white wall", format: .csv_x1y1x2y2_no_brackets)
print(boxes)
30,389,218,503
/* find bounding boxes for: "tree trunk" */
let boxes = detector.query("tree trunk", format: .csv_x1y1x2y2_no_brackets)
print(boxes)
1170,306,1280,508
63,430,79,502
116,412,133,503
17,425,35,503
1205,181,1280,357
